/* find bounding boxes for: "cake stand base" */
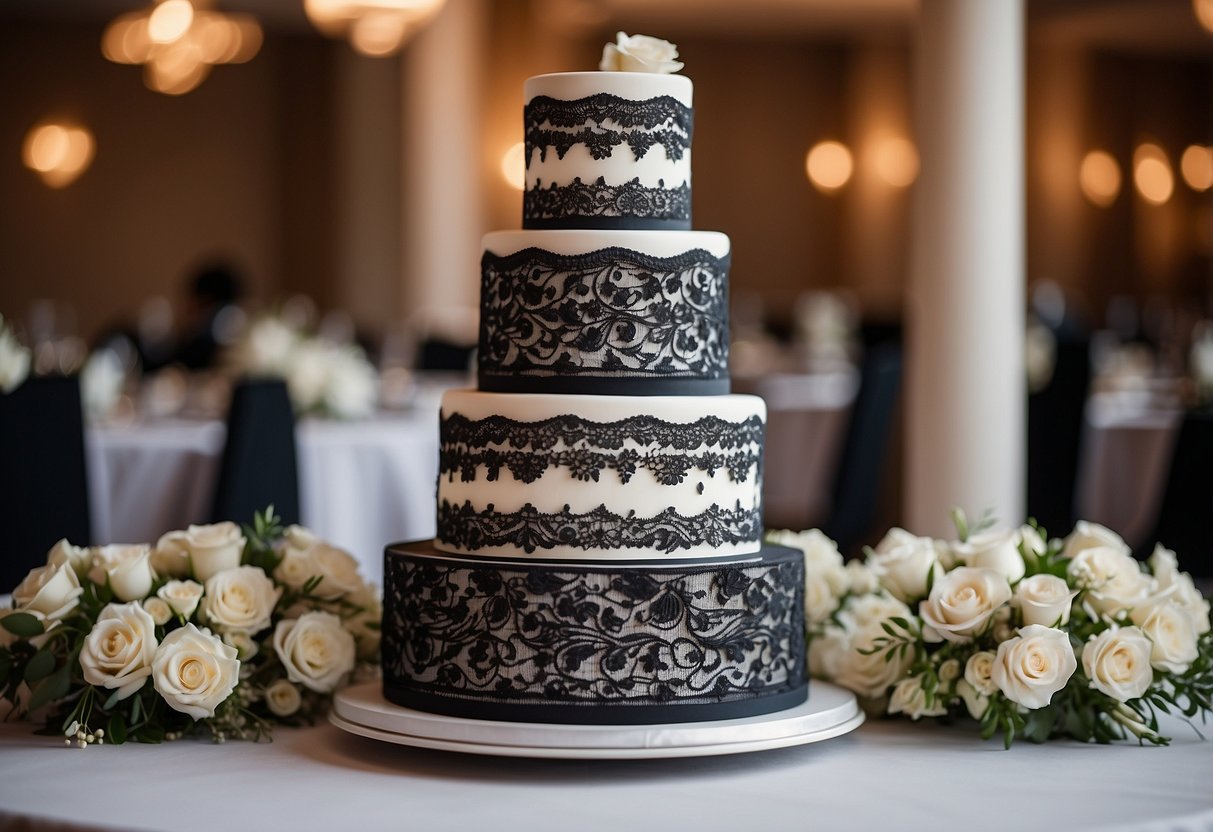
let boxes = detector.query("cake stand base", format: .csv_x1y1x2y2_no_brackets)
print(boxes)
330,681,863,760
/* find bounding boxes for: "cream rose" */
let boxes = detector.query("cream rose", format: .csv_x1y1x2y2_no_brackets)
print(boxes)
202,566,281,635
965,649,998,695
1014,574,1077,627
1150,545,1211,636
152,624,240,720
868,532,943,603
343,582,382,661
955,679,990,719
222,630,259,661
1130,599,1199,674
273,611,356,694
953,529,1026,584
769,529,849,623
150,531,191,579
836,592,913,632
142,598,173,626
832,620,913,700
887,675,948,720
919,567,1012,643
157,580,204,619
264,679,302,717
844,559,880,595
1082,626,1154,702
991,624,1077,709
808,625,847,679
12,562,83,622
306,544,364,600
1019,524,1048,559
599,32,684,74
79,602,157,700
46,539,91,580
89,544,155,602
178,522,246,582
1062,521,1130,559
1068,545,1153,617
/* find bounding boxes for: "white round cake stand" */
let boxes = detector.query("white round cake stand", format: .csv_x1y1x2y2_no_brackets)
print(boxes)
329,681,863,760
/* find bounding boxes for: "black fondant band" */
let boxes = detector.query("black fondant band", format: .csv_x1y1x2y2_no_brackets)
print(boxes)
522,216,692,231
477,374,730,396
383,682,809,725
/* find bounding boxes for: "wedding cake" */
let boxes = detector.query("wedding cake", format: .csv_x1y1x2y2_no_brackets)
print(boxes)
382,34,807,725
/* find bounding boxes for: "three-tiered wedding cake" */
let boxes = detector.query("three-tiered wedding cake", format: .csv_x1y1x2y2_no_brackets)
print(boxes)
382,35,807,725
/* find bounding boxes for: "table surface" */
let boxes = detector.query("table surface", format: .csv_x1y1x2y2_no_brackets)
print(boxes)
1,706,1210,832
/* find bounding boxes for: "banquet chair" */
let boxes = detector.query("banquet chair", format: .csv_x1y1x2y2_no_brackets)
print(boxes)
1140,409,1213,577
210,379,301,527
0,376,91,591
1026,337,1091,536
821,342,903,557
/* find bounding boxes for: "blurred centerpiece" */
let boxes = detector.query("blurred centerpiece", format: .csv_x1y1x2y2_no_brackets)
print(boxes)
303,0,445,57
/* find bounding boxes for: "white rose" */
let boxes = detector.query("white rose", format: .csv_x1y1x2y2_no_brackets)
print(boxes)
202,566,281,635
273,550,313,590
1014,574,1077,627
306,543,364,600
964,650,998,696
1150,544,1211,636
953,529,1025,584
599,32,684,74
282,524,320,555
955,679,990,719
12,562,83,622
1062,521,1130,559
157,580,204,619
181,522,246,582
770,528,849,592
938,658,961,682
844,559,880,596
992,624,1077,709
808,625,847,679
79,602,157,700
242,316,299,375
89,544,155,602
1068,546,1153,617
1082,626,1154,702
344,582,382,661
806,573,840,625
919,567,1012,643
222,630,259,661
0,317,31,394
1019,524,1048,559
46,539,91,580
152,624,240,720
142,597,173,626
265,678,302,717
836,592,913,632
150,531,191,579
832,620,913,700
888,675,948,720
273,611,356,694
868,533,943,603
1130,599,1199,674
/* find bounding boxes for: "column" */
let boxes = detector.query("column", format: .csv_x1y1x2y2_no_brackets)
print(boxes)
906,0,1025,536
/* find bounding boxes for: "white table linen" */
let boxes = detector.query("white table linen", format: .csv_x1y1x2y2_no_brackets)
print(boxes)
0,712,1209,832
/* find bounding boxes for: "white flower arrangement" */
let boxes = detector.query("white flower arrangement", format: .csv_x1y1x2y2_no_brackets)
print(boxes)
599,32,684,74
0,314,32,394
771,513,1212,747
0,509,379,746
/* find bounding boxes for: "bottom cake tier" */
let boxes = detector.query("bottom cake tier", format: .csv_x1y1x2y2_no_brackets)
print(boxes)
381,541,807,724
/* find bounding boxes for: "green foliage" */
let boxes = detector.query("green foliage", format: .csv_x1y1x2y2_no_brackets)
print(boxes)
1,612,46,638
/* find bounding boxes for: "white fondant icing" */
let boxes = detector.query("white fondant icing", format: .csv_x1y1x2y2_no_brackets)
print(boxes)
483,229,730,259
526,144,690,191
525,72,692,108
435,390,765,560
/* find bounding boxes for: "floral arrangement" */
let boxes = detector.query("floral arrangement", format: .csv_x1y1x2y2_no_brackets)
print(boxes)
231,315,378,420
770,514,1212,747
0,509,379,746
599,32,683,74
0,313,32,394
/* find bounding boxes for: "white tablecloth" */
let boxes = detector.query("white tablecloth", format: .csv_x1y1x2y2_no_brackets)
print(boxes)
1,712,1210,832
86,410,441,586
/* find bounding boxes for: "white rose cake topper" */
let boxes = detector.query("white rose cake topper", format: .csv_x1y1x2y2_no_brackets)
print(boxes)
771,510,1213,747
599,32,684,74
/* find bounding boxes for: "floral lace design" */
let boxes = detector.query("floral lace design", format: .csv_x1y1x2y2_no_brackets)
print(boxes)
439,412,763,485
381,548,805,708
525,94,692,164
478,246,729,381
523,178,690,225
435,500,762,554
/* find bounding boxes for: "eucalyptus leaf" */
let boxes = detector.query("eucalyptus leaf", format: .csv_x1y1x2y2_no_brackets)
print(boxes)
26,664,70,712
0,613,46,638
23,649,55,683
108,712,128,745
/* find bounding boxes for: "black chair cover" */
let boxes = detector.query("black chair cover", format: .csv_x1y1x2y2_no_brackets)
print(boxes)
1143,409,1213,577
1027,337,1092,536
210,379,300,527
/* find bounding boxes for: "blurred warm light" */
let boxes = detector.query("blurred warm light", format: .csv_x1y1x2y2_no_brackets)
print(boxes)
1079,150,1121,208
22,122,96,188
806,141,853,193
305,0,446,57
1133,143,1174,206
1181,144,1213,192
501,141,526,191
1195,0,1213,33
148,0,194,44
872,136,918,187
102,1,261,94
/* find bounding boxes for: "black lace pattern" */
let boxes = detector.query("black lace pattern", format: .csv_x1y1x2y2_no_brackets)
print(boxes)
478,247,729,385
525,94,693,165
439,412,763,486
523,178,690,227
436,500,762,555
381,544,805,717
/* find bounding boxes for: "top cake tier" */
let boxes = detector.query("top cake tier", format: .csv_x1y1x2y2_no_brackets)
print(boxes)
523,72,693,231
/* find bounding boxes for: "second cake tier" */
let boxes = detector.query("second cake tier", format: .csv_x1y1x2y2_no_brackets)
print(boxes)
435,389,765,560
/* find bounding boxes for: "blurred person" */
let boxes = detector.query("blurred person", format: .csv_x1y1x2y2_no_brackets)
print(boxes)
171,260,246,370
